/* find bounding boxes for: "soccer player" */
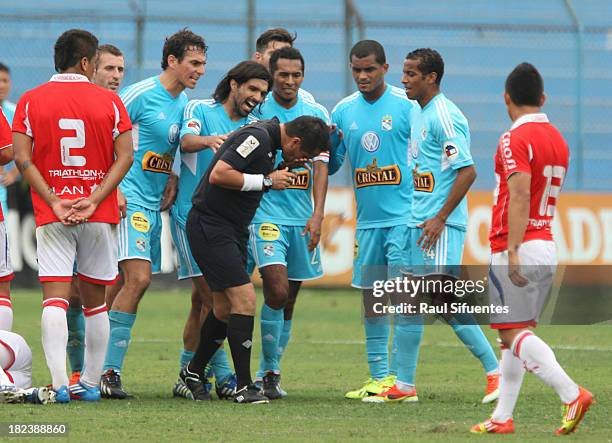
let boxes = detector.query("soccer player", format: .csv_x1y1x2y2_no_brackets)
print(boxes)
0,330,57,404
12,28,133,402
171,60,271,400
0,109,14,331
248,46,330,399
370,48,500,403
471,63,593,435
65,43,127,387
180,116,329,403
252,28,314,103
0,63,17,214
100,29,206,399
329,40,415,400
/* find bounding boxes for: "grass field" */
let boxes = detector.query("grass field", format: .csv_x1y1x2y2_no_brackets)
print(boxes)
3,289,609,442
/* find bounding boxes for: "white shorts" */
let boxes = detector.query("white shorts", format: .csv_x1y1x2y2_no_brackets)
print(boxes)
0,222,13,281
36,222,118,284
0,330,32,389
489,240,557,329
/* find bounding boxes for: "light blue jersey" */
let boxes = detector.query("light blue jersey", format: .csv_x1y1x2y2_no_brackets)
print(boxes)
331,84,416,229
174,99,247,221
1,101,16,124
119,76,188,210
250,94,330,226
409,93,473,230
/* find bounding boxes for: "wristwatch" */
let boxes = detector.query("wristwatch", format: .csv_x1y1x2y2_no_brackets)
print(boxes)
263,175,273,192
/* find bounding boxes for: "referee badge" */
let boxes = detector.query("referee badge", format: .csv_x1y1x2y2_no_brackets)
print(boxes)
237,135,260,158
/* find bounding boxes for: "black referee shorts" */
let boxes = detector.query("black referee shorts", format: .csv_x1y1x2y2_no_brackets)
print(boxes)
186,208,250,292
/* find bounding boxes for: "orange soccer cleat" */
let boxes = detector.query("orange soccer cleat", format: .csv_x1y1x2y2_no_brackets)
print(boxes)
482,373,500,404
361,384,418,403
554,386,594,435
470,418,515,434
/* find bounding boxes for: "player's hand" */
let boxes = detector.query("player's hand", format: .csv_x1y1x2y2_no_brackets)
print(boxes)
277,158,312,171
160,174,178,211
65,198,98,224
302,212,324,251
508,249,529,287
51,199,80,225
270,168,297,190
417,215,445,252
203,134,228,152
117,188,127,218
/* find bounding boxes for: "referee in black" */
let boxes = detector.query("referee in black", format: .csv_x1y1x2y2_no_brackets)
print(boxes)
181,116,330,403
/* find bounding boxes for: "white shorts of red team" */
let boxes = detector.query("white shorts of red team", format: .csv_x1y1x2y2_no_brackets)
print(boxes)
0,221,14,281
488,240,557,329
36,222,118,284
0,330,32,389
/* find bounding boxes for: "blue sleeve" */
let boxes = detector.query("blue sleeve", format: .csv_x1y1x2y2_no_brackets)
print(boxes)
328,109,346,175
180,101,203,139
433,109,473,170
119,87,144,123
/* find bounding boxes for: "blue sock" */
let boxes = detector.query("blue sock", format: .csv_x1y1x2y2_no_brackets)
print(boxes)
449,316,499,373
66,307,85,373
364,315,390,379
179,349,195,371
389,324,398,376
257,304,283,379
395,315,424,386
278,319,292,363
210,347,233,383
103,311,136,372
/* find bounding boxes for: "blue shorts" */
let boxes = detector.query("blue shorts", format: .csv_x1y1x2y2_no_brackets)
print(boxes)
118,204,162,273
410,225,465,277
170,208,202,280
353,225,412,289
247,222,323,281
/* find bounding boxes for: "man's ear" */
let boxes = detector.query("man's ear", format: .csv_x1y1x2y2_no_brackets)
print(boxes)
539,93,546,107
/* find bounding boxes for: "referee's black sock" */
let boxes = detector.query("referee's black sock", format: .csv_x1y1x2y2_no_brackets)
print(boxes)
188,310,227,378
227,313,254,389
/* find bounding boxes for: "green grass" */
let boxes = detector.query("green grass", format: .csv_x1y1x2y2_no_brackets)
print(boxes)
4,289,610,442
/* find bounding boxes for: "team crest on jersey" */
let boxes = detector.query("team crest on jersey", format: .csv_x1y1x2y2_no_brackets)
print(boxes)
135,237,147,252
237,135,260,158
263,244,275,257
142,151,174,174
168,123,180,144
287,170,310,190
413,170,435,193
444,141,459,161
130,212,150,233
186,119,201,133
410,138,419,160
381,115,392,131
354,158,401,188
258,223,280,241
361,131,380,152
421,126,427,140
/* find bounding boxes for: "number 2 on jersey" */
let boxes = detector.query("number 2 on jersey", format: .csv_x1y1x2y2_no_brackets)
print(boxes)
59,118,86,167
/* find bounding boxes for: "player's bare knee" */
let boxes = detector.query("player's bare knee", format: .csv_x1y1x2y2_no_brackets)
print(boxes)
265,284,289,309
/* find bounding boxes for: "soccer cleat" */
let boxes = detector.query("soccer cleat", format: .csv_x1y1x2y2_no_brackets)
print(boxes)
215,373,237,400
179,366,212,401
233,384,269,404
172,377,194,400
554,386,594,435
482,373,500,404
262,371,287,400
69,381,101,401
100,369,131,399
362,384,418,403
69,371,81,387
470,418,515,434
344,375,396,399
0,385,26,403
24,387,56,405
53,385,70,403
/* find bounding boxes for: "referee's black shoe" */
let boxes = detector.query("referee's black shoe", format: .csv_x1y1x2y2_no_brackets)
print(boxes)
179,366,212,401
234,384,269,404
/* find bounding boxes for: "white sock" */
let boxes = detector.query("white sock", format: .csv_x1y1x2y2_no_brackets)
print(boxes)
0,342,14,385
491,347,525,421
41,299,69,389
513,331,580,404
396,380,415,392
0,295,13,331
80,304,110,388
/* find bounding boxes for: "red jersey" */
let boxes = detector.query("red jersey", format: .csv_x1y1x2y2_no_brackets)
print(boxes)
489,113,569,253
12,74,132,227
0,108,12,222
